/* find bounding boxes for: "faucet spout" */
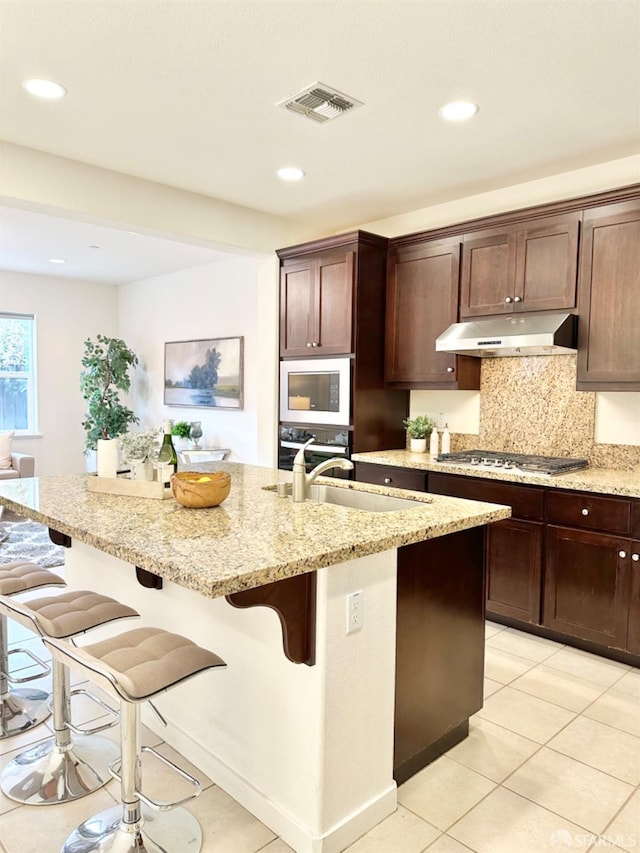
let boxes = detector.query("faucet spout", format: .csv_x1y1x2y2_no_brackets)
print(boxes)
291,440,354,502
306,458,354,489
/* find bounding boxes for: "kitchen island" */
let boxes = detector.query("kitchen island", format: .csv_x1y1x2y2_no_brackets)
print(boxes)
0,463,510,853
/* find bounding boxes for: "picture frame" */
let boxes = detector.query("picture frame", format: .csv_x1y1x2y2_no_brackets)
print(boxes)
164,336,244,409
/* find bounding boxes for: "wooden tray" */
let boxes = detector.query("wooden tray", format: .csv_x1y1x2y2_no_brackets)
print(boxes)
86,474,173,500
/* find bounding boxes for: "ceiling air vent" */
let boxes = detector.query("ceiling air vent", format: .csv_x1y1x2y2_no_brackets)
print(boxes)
277,83,363,123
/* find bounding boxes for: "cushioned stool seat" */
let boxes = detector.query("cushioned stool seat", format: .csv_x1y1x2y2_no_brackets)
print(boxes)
0,589,139,805
45,627,227,853
0,562,65,738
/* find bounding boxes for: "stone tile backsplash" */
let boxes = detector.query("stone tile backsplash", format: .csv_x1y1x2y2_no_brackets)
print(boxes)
451,355,640,470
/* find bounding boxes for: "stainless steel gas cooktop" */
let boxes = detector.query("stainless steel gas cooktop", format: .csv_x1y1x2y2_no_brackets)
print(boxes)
436,450,590,476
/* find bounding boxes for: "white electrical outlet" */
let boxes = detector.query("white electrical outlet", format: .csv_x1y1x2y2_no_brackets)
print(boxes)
346,590,363,633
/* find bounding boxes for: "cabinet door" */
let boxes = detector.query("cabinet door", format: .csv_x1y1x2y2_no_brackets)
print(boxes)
515,213,580,312
460,228,518,317
385,240,477,388
627,541,640,655
280,251,354,357
486,519,543,623
280,259,316,356
543,525,629,649
577,201,640,390
315,251,354,354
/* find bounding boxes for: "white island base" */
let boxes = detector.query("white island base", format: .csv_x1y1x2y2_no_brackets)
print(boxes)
66,540,399,853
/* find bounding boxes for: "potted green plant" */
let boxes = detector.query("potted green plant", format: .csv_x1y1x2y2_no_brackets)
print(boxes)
171,420,192,450
80,334,139,477
403,415,434,453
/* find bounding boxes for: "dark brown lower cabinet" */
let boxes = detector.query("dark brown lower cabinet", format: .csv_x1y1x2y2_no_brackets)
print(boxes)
486,519,543,623
427,473,544,625
627,543,640,655
543,525,630,649
394,526,485,784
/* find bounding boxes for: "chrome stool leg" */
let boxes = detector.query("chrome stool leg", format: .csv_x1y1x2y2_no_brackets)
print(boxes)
61,701,202,853
0,611,50,738
1,657,120,805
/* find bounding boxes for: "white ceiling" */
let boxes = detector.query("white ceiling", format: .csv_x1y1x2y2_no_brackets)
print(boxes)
0,0,639,284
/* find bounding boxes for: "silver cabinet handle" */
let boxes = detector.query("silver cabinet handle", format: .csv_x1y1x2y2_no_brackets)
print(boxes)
446,367,454,373
384,477,392,484
306,342,312,347
513,296,522,303
581,508,589,516
312,341,318,347
632,553,639,562
619,550,627,558
505,296,512,303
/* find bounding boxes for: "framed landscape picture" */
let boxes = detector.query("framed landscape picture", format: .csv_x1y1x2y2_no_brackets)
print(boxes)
164,336,244,409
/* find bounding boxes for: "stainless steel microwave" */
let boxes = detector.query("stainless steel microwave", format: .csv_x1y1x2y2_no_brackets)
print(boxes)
279,357,351,426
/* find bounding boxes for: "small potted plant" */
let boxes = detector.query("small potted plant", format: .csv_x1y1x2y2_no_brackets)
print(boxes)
171,420,192,450
403,415,434,453
118,429,160,480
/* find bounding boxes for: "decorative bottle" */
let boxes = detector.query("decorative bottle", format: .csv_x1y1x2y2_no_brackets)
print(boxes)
430,427,439,458
159,419,178,483
441,424,451,454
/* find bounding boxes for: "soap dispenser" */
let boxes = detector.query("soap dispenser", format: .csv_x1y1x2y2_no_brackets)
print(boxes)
441,423,451,454
430,427,439,458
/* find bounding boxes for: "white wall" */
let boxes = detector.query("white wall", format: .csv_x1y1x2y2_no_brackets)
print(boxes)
0,269,119,475
118,254,278,465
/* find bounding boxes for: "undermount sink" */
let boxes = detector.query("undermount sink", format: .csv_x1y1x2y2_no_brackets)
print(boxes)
307,484,425,513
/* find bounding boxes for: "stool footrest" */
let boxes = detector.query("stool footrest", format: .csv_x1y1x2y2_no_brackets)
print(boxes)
109,745,202,812
4,647,51,684
65,688,119,735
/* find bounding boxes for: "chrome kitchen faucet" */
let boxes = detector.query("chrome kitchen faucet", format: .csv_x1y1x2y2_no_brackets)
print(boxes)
292,438,354,502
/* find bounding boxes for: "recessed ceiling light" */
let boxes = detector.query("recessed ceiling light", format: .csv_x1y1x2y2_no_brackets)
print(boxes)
23,78,67,99
48,258,66,264
277,167,305,182
439,101,479,122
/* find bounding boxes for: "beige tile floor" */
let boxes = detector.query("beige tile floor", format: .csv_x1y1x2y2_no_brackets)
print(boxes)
1,619,638,853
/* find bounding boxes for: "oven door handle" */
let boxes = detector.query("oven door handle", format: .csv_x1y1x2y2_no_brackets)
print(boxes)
280,441,348,455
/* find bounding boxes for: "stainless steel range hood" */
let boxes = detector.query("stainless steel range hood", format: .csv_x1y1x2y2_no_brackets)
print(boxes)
435,312,577,357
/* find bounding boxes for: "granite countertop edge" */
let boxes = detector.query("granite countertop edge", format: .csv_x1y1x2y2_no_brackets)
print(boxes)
352,451,640,498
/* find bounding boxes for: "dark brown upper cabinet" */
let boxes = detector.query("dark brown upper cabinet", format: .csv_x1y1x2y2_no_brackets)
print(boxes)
279,247,355,357
459,212,580,318
384,238,480,390
576,200,640,391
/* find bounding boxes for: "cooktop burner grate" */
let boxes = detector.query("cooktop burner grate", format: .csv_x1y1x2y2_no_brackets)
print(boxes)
436,450,590,475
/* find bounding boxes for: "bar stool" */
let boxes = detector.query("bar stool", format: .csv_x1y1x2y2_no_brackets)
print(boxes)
45,626,227,853
0,588,139,805
0,562,66,738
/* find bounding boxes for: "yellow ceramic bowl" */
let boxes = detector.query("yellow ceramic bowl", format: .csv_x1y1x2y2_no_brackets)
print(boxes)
170,471,231,508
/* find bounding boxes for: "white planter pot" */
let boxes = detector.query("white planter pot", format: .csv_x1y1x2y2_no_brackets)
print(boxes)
409,438,427,453
172,436,190,451
97,438,119,479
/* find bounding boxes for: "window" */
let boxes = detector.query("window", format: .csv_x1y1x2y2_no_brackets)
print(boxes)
0,313,38,433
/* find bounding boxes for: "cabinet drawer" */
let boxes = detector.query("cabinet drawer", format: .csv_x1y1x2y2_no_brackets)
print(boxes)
428,473,544,521
546,491,631,535
355,462,426,492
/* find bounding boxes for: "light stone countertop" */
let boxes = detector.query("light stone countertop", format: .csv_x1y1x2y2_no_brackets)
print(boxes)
352,450,640,498
0,462,511,599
